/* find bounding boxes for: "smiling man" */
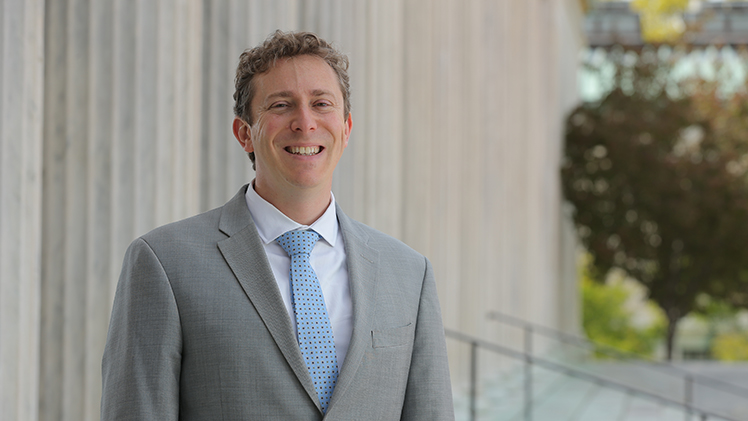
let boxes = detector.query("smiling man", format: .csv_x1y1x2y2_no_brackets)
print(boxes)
101,31,454,420
233,52,352,225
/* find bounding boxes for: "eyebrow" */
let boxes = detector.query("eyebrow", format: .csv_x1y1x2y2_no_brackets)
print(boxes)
265,89,336,101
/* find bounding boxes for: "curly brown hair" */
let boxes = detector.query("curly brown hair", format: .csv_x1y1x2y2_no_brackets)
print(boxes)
233,30,351,166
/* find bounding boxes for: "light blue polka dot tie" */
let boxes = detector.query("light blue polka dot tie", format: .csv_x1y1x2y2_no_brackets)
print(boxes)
277,230,339,414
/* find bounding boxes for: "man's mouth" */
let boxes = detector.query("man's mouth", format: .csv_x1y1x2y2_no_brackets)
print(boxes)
286,146,322,156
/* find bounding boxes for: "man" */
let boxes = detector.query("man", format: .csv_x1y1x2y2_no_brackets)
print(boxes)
101,30,454,420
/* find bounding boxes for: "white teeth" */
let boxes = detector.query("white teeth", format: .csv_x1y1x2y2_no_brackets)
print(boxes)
288,146,320,156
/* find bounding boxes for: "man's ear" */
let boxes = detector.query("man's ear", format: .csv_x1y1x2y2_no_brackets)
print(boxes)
343,112,352,148
232,117,253,153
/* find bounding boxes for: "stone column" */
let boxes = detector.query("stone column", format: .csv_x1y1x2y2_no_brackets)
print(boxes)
0,0,45,420
396,0,585,382
39,1,203,419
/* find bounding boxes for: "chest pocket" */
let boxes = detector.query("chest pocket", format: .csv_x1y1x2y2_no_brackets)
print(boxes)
371,323,413,348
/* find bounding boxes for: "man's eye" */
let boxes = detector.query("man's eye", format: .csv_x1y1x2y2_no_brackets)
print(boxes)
315,102,332,108
271,103,289,109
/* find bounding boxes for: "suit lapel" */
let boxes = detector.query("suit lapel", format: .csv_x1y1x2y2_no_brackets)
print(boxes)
328,207,380,411
216,186,321,410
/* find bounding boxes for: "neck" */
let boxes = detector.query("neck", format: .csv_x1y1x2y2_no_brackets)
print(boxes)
252,181,331,226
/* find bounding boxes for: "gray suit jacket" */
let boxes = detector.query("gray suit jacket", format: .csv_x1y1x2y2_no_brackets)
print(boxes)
101,185,454,420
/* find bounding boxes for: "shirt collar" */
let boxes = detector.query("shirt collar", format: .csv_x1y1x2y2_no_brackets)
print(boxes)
244,181,339,247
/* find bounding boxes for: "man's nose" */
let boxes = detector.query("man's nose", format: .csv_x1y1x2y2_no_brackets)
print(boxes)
291,105,317,133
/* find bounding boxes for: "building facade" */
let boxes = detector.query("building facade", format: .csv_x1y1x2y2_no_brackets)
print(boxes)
0,0,585,419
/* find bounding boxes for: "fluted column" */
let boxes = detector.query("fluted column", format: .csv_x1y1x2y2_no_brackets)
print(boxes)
397,0,585,375
0,1,45,420
39,1,203,420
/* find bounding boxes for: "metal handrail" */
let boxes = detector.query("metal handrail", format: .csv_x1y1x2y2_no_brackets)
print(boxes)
486,310,748,399
445,328,738,421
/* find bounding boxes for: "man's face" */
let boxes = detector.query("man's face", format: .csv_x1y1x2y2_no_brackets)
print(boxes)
238,55,352,200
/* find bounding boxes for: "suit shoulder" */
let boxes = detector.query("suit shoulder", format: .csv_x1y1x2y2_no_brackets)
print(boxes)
343,217,426,264
138,206,224,249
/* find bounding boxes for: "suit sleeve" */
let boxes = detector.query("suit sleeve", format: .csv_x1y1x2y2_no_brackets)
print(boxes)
401,257,455,420
101,238,182,421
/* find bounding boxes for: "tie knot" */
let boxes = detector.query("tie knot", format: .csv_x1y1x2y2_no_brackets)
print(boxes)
277,230,320,257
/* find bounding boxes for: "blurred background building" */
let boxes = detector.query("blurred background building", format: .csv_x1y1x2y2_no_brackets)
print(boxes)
1,0,586,419
587,0,748,47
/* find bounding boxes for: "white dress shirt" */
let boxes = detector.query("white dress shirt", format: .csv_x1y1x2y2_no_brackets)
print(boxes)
244,182,353,366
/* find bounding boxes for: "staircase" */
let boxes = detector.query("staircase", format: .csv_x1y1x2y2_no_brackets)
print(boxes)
447,313,748,421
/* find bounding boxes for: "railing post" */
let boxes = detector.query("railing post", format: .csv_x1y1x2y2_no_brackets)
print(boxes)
685,375,693,421
470,341,478,421
525,325,533,421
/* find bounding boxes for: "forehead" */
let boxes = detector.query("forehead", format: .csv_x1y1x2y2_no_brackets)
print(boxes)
253,55,342,99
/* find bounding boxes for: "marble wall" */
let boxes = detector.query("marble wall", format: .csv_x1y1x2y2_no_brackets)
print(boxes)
0,0,584,419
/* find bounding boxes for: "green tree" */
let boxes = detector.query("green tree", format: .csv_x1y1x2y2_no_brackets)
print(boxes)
693,295,748,360
712,332,748,361
582,266,665,358
563,47,748,359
